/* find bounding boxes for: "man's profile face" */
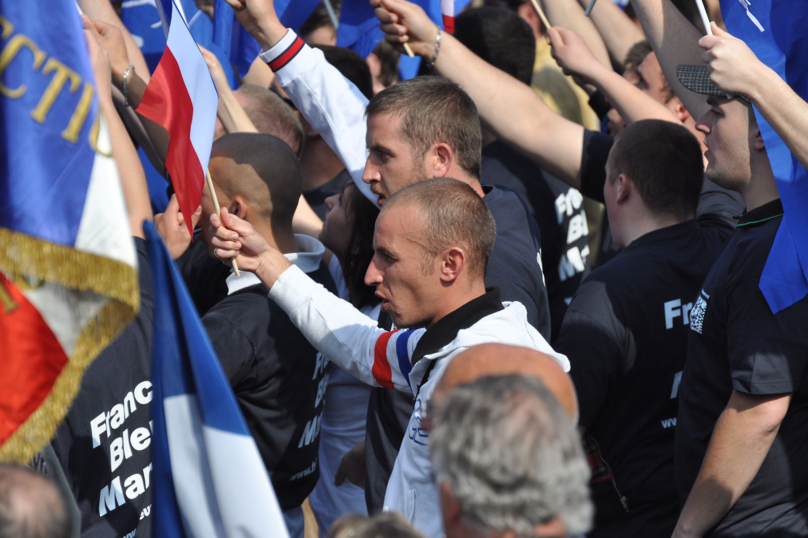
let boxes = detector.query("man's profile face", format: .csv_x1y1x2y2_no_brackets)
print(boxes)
696,96,754,192
363,112,430,206
365,205,439,328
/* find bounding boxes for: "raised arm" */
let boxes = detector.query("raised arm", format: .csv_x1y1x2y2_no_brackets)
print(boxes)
701,23,808,171
78,0,150,82
84,18,152,239
539,0,611,70
223,0,377,205
374,0,586,188
629,0,709,120
577,0,645,70
548,26,677,125
207,208,421,392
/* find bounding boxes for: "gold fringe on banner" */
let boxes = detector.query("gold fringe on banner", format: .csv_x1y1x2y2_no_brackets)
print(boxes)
0,230,139,463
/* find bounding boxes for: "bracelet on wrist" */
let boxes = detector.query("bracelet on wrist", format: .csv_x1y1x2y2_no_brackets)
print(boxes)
425,28,442,70
122,64,135,107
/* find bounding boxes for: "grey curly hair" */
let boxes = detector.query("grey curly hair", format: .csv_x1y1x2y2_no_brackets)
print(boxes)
428,375,593,535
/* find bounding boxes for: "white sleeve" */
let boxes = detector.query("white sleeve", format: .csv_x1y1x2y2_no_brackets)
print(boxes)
269,265,422,393
259,30,378,207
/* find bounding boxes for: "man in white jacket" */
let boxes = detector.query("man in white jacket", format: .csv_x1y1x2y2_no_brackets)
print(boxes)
208,178,569,537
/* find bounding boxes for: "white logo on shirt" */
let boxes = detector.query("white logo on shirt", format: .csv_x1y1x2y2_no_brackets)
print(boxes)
690,291,709,334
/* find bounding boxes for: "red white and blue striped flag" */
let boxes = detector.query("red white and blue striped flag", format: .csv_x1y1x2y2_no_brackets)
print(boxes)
137,0,218,237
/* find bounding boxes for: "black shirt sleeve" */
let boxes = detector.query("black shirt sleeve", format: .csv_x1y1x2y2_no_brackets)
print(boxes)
726,275,808,395
580,130,614,203
202,310,256,388
555,279,624,428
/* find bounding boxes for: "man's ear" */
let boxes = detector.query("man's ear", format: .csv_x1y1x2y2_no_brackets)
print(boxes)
429,143,454,178
366,52,381,78
229,196,249,220
516,2,542,39
439,480,462,527
439,247,466,283
671,97,692,123
753,128,766,151
615,174,631,204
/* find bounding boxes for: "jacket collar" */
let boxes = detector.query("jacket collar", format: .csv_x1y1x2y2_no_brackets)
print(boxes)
412,288,503,365
736,199,783,228
226,234,325,295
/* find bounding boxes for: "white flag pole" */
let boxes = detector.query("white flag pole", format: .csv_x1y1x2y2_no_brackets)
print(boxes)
584,0,598,17
695,0,713,35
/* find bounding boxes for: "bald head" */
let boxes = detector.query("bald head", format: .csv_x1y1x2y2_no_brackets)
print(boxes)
0,464,70,538
435,344,578,420
209,133,302,228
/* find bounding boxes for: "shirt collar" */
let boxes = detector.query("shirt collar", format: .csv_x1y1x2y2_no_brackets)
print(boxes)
736,199,784,227
411,288,504,365
226,234,325,295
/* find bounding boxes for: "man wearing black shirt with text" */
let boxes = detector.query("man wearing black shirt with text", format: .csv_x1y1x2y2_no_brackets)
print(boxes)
555,120,733,537
198,133,337,538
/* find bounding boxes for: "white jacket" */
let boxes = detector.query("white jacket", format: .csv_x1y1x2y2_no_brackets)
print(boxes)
269,266,569,537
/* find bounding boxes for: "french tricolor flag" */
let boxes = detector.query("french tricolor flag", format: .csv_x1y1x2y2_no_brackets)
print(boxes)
441,0,455,34
144,222,289,537
137,0,218,236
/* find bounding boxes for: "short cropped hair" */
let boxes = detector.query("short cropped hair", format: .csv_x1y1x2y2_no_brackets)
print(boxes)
315,45,374,100
383,178,496,278
454,7,536,86
0,464,71,538
429,375,593,535
609,120,704,220
365,77,483,180
623,40,652,73
235,85,305,156
328,513,424,538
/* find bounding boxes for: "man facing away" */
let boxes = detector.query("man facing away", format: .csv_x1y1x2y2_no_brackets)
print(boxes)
198,133,338,537
207,178,569,538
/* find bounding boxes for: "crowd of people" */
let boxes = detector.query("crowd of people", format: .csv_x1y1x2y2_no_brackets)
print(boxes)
3,0,808,536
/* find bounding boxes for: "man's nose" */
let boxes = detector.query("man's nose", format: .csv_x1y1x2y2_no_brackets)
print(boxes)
365,257,383,286
362,157,380,185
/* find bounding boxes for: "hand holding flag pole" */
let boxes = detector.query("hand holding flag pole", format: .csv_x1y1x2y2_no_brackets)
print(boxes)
206,168,241,277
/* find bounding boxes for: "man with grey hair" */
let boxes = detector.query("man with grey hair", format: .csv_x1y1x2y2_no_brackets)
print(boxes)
429,375,592,538
0,464,71,538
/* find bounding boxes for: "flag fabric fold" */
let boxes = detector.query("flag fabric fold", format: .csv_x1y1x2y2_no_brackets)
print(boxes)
137,0,218,238
719,0,808,313
0,0,138,463
144,222,289,537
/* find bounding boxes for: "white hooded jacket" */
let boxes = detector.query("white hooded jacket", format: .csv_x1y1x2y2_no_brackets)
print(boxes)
270,265,569,537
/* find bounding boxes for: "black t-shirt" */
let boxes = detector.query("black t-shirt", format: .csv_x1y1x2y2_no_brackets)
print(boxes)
303,170,351,220
677,199,808,537
201,262,337,511
51,238,155,538
364,185,551,513
580,130,745,267
177,232,230,317
555,218,733,537
482,141,589,341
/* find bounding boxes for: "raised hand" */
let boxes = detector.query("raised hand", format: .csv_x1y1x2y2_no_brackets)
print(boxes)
199,45,229,93
221,0,286,50
547,26,607,87
82,17,112,99
154,195,201,259
699,22,765,101
372,0,438,58
82,17,131,86
209,208,292,286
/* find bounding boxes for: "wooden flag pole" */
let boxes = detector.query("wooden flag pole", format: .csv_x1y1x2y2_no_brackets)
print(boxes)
205,168,241,277
529,0,552,30
403,43,415,58
584,0,598,17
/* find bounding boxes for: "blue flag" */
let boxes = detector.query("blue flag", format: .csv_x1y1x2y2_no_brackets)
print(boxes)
144,222,289,536
720,0,808,313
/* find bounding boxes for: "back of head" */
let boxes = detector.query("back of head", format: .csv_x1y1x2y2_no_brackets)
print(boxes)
235,85,305,156
365,77,482,180
0,464,70,538
299,2,339,43
383,178,495,278
210,133,302,227
609,119,703,221
314,45,374,100
454,7,535,86
623,40,652,73
429,375,593,536
329,513,424,538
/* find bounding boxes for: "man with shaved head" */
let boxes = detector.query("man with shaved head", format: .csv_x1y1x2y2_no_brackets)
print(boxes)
198,132,338,537
0,464,70,538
